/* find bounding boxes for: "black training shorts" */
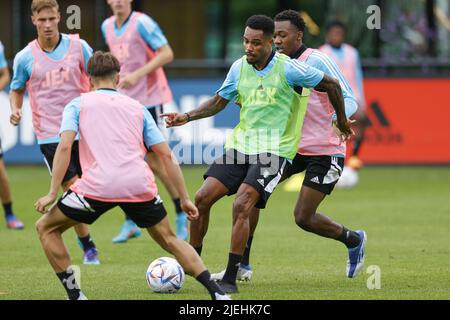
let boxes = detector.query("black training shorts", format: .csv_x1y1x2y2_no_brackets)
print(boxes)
40,141,82,183
284,154,345,195
57,190,167,228
204,149,290,209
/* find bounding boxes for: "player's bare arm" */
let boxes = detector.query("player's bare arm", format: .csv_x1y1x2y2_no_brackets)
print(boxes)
119,44,174,89
150,142,199,220
161,94,229,127
9,88,26,126
34,131,76,213
314,74,354,141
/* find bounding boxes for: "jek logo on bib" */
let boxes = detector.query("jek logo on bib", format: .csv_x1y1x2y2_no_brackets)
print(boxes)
245,87,277,105
41,66,72,89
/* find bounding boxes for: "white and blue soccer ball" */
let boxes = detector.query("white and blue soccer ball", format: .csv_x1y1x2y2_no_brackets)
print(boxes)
146,257,185,293
336,167,359,189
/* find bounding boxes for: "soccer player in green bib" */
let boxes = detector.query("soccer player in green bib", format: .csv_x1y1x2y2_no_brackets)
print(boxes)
162,15,353,294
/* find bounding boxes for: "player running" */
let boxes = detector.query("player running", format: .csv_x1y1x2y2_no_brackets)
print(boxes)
162,15,353,293
34,51,231,300
9,0,99,263
211,10,367,285
103,0,189,242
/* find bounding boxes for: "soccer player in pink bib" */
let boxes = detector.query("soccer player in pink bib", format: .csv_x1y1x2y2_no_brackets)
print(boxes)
34,51,230,300
102,0,189,243
9,0,99,263
0,40,25,230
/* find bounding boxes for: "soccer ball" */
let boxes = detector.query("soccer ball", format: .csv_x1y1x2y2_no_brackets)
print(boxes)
336,167,359,189
146,257,185,293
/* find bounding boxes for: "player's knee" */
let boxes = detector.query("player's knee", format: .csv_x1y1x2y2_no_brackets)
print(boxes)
160,235,178,253
232,199,251,218
35,217,47,238
35,219,41,235
233,187,256,214
194,190,211,211
294,213,312,231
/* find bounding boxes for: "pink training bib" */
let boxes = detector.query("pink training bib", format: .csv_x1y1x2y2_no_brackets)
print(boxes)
297,48,346,156
70,91,157,202
105,12,172,106
26,34,90,141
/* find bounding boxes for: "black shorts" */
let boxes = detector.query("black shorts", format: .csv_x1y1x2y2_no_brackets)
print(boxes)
57,190,167,228
0,138,3,158
284,154,345,195
204,149,290,209
40,142,82,183
146,105,164,128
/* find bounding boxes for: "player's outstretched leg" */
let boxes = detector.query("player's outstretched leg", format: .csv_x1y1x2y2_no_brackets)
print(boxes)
147,216,231,300
36,206,88,300
211,206,258,282
294,185,366,278
216,184,260,293
190,177,229,255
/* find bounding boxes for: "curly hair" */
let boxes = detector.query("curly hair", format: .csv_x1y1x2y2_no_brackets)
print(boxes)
274,10,306,32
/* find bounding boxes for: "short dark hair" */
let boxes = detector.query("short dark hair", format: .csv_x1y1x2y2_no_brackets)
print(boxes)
326,20,347,33
87,51,121,78
274,10,306,32
245,15,275,38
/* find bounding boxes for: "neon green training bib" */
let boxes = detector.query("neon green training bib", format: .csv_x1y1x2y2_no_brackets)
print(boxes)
225,53,310,160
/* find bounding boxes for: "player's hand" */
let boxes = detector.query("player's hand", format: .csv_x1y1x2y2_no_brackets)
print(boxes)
34,194,57,214
333,119,355,143
180,199,199,221
160,113,189,127
10,109,22,126
118,73,140,89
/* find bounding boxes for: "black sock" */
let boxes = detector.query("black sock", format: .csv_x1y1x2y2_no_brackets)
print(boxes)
222,252,242,284
173,198,183,214
56,269,81,300
125,214,133,221
3,202,13,217
196,270,225,299
337,226,361,248
194,245,202,256
241,236,253,267
78,234,95,251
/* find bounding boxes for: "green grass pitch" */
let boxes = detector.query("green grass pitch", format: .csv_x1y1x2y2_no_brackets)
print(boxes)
0,165,449,300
